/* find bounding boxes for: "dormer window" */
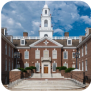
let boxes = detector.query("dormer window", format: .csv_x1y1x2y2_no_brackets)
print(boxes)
20,39,25,45
67,39,72,46
45,10,47,14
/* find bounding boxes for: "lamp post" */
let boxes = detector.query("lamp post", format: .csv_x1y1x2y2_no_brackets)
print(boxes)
73,52,79,69
14,52,20,69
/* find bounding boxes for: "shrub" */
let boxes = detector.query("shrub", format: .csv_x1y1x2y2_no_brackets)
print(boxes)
56,67,60,70
30,66,36,70
65,68,75,73
59,66,67,71
18,68,27,72
25,67,32,70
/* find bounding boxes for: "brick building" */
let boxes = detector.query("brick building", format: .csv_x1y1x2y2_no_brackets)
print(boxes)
1,4,91,84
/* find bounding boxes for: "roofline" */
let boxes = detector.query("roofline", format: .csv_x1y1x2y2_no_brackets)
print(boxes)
63,47,77,49
77,34,91,48
2,34,15,48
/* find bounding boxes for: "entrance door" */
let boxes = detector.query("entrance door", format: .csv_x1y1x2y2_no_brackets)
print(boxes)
44,67,48,73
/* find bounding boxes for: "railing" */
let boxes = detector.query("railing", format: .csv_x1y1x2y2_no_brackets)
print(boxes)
41,57,51,61
13,36,79,40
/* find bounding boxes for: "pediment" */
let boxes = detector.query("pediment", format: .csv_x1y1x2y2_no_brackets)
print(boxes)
29,37,63,47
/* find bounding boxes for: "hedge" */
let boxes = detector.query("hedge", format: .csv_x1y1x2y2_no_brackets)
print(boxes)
59,66,67,71
65,68,75,73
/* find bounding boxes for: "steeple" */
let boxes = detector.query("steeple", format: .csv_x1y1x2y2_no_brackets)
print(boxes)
39,4,53,39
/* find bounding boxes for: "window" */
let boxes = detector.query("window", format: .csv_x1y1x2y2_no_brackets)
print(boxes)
52,63,57,72
12,48,13,58
44,20,48,27
79,62,80,70
63,51,68,59
85,44,87,55
35,63,40,72
12,61,13,70
9,46,10,57
24,62,29,69
52,50,57,59
20,39,25,45
5,44,7,55
79,48,80,58
72,52,75,59
82,61,84,71
67,39,72,45
9,60,10,71
45,10,47,14
5,58,7,71
63,63,68,68
24,51,29,59
82,46,83,57
44,49,49,58
72,64,75,68
35,50,40,59
85,60,87,71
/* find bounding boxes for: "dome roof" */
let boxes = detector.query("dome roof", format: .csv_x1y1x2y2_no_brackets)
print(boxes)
43,4,48,8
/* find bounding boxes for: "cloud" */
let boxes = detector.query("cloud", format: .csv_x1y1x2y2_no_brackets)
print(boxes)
54,28,64,35
80,16,91,25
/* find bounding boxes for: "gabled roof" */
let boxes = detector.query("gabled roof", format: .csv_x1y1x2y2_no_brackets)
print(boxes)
29,37,63,48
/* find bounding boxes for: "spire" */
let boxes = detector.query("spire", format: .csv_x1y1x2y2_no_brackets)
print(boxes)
43,4,48,8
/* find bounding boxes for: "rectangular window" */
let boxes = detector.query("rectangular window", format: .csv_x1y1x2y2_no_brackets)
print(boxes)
82,61,84,71
24,51,29,59
79,49,80,58
82,46,83,57
63,51,68,59
85,44,87,55
79,62,80,70
35,63,40,72
45,10,47,14
63,63,68,68
44,50,49,58
53,63,57,72
67,39,72,45
24,62,29,69
12,49,13,58
5,58,7,71
20,39,25,45
5,44,7,55
35,50,40,59
85,60,87,71
9,60,10,71
52,50,57,59
72,52,75,59
72,64,75,68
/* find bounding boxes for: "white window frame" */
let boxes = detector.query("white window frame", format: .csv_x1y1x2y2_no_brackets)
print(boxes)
82,46,83,57
12,48,13,58
35,50,40,59
72,52,75,59
9,60,10,71
85,60,87,71
24,62,29,69
12,61,13,70
43,49,49,58
72,64,75,68
67,39,72,46
35,63,40,72
52,63,57,72
63,63,68,68
85,44,87,55
79,62,80,70
79,48,80,58
20,39,25,45
82,61,84,71
63,51,68,59
52,49,57,59
5,58,7,71
5,44,7,55
24,50,29,59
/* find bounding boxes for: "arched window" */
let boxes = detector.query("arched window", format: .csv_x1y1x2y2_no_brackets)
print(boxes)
44,20,48,27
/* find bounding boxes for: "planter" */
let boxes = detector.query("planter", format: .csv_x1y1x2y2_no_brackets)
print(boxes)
61,70,65,76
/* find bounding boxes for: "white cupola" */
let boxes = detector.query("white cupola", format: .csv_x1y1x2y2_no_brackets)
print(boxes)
39,4,53,39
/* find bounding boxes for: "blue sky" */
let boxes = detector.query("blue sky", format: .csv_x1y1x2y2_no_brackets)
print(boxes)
1,1,91,37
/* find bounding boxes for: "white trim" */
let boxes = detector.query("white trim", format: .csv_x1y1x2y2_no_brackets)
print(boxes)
63,51,68,59
24,50,29,59
52,62,57,72
35,63,40,72
43,49,49,58
16,47,30,49
63,63,68,68
29,37,63,47
67,39,72,46
63,47,76,49
20,39,25,46
85,60,87,71
30,46,62,48
85,43,87,55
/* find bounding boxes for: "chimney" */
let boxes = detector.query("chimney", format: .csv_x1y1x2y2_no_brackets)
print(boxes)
23,32,28,37
64,32,69,37
1,28,7,36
